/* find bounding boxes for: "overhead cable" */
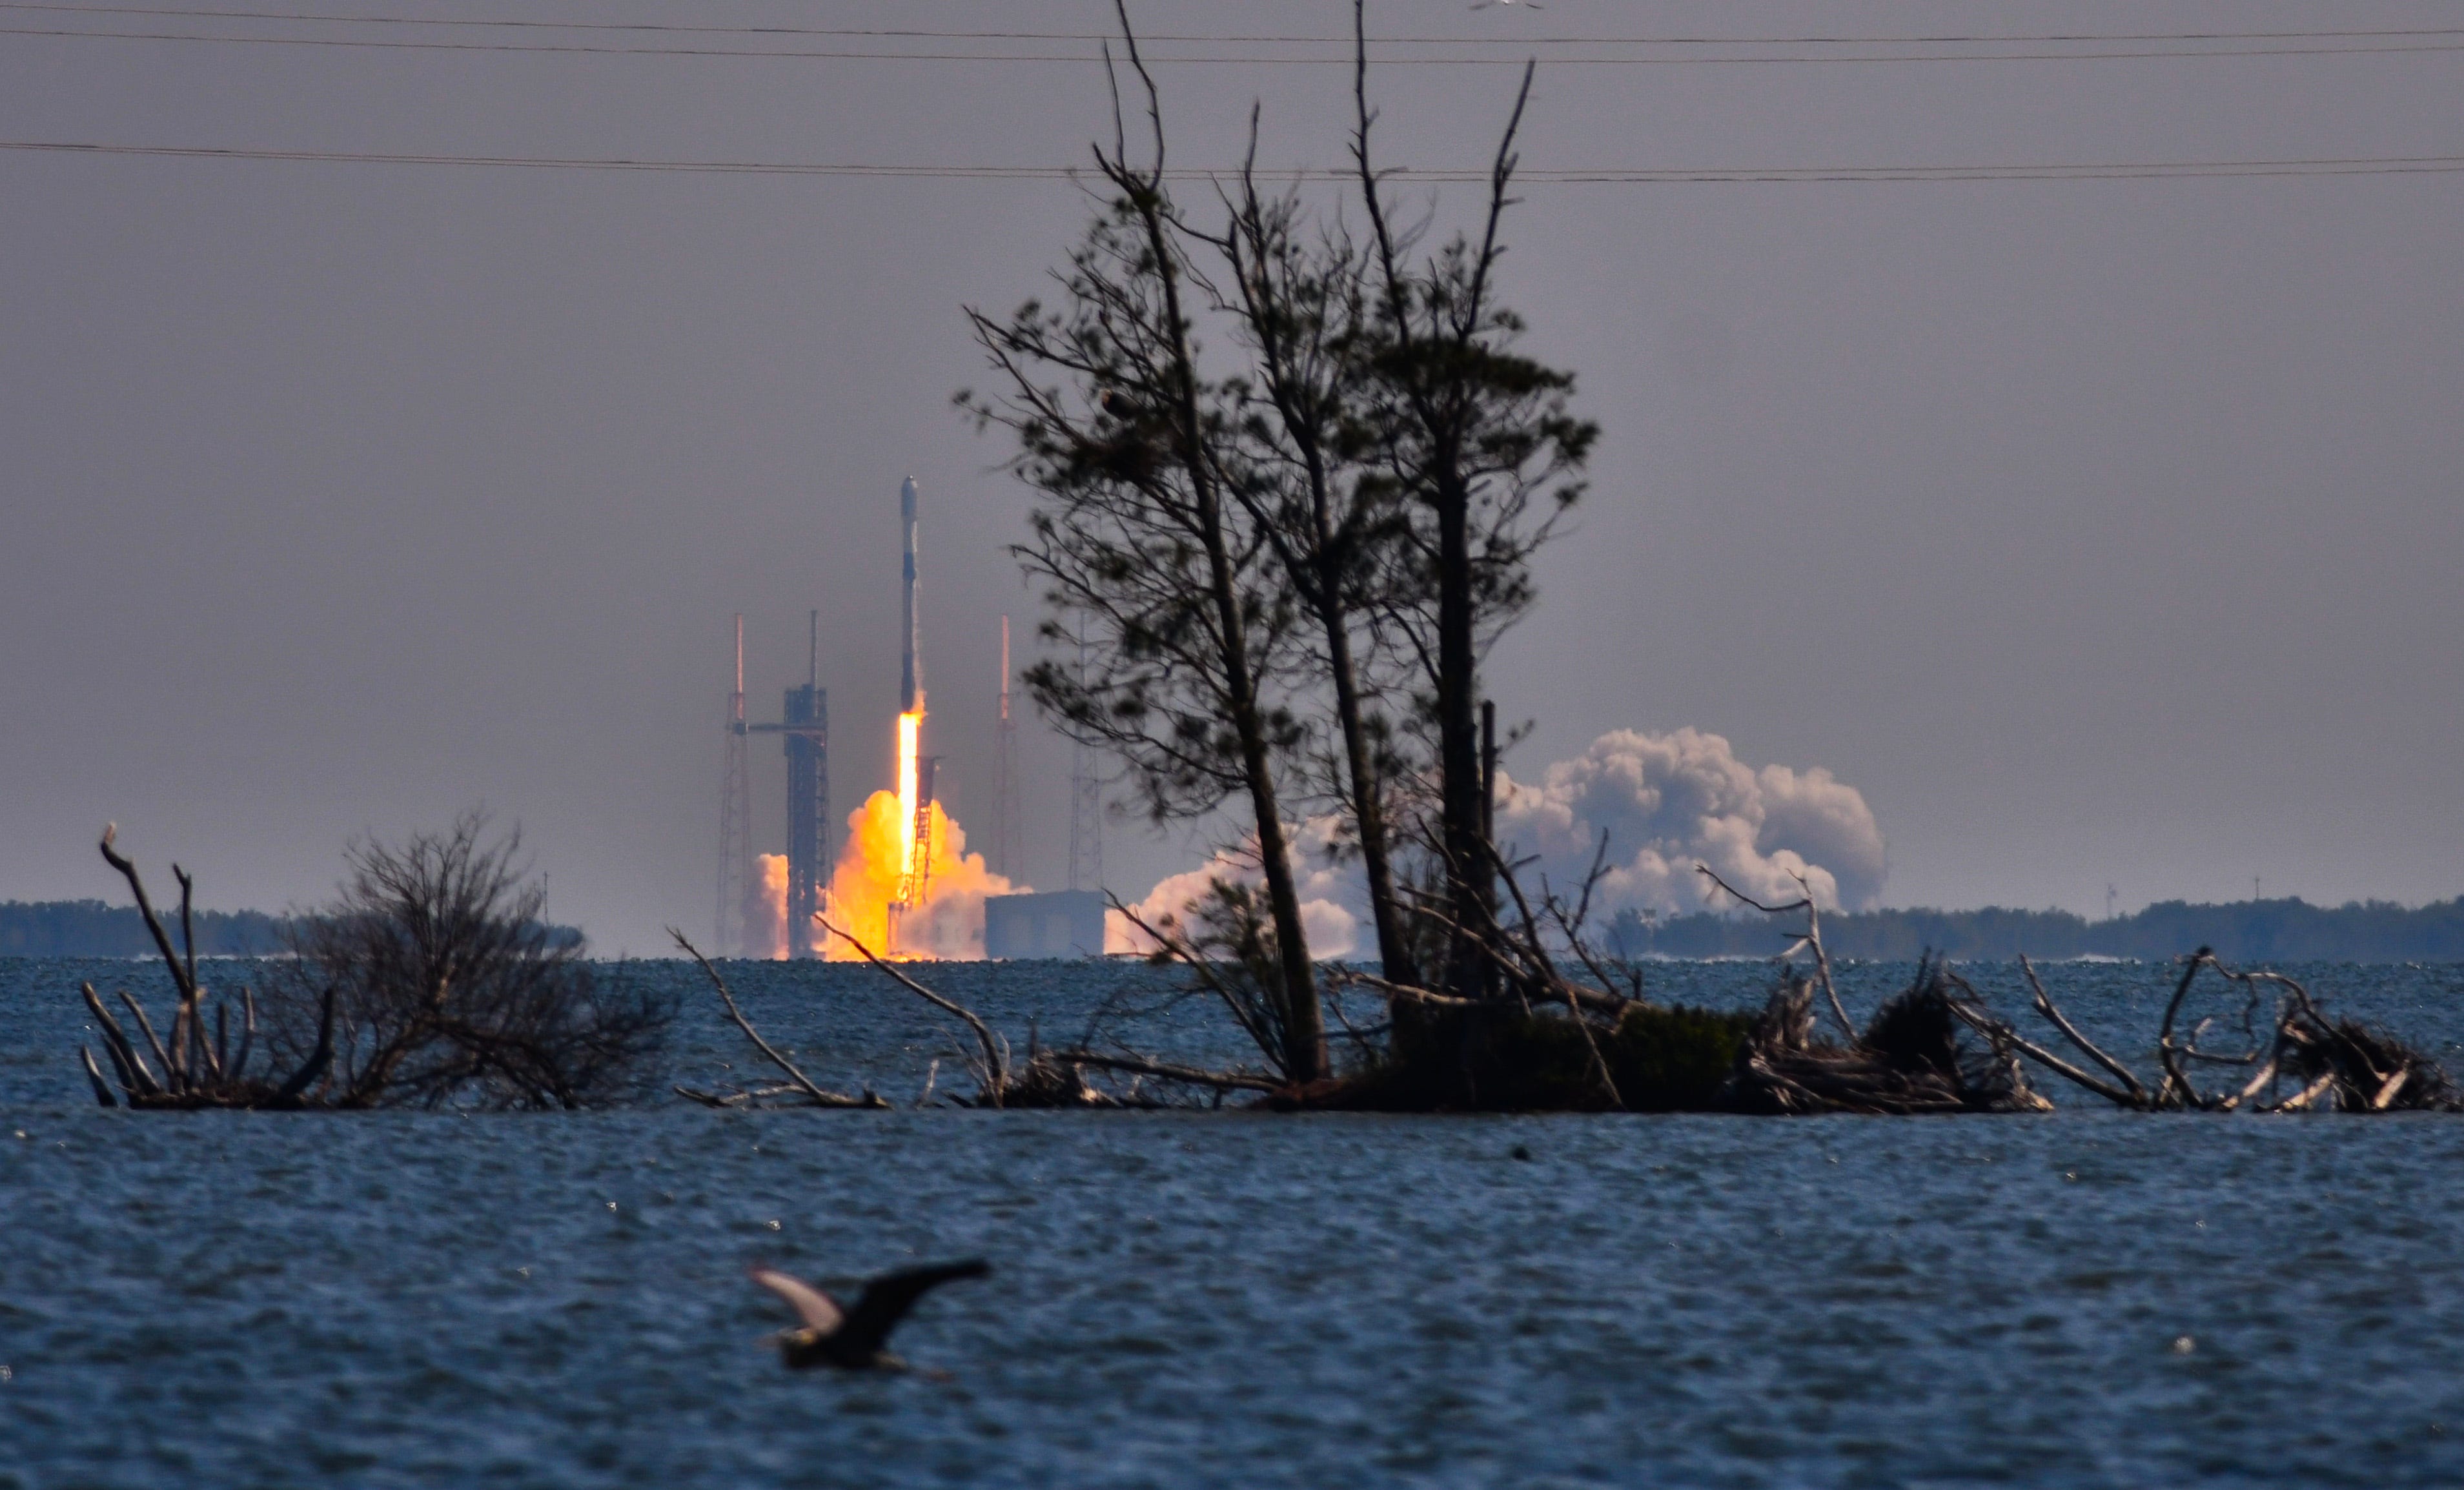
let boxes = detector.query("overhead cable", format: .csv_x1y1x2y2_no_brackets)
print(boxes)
5,21,2464,63
5,3,2463,48
6,139,2460,181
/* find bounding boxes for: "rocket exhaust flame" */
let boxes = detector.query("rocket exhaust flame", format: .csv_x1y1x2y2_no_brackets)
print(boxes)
821,790,1015,961
891,476,929,937
749,477,1028,960
895,708,922,889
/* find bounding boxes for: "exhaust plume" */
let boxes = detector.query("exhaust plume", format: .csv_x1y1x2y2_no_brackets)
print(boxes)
1115,728,1885,957
1494,728,1886,913
824,790,1017,960
1112,817,1365,959
745,852,792,960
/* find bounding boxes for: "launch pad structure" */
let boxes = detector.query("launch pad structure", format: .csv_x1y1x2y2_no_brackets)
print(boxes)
717,612,831,959
715,476,965,961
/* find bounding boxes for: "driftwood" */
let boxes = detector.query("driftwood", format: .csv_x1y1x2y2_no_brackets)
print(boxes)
1970,948,2461,1114
671,914,1299,1111
668,930,889,1109
972,1048,1190,1109
830,925,1268,1108
1038,1048,1283,1096
77,826,335,1110
1696,864,1857,1039
1689,866,2454,1116
1729,961,2050,1115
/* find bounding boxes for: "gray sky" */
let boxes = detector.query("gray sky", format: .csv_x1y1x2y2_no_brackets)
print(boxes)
4,1,2459,952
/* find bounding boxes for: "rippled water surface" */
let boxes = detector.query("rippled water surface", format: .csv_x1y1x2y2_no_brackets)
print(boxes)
5,956,2463,1488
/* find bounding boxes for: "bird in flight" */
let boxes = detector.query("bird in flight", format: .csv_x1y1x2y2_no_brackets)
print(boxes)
1471,0,1543,9
749,1259,990,1371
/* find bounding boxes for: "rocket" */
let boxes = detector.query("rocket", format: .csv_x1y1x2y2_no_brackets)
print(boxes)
899,476,922,714
893,476,927,904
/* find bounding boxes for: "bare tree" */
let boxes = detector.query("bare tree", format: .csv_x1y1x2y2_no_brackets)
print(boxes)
269,813,670,1110
1201,146,1423,989
959,1,1588,1083
74,826,334,1110
1349,7,1598,999
959,15,1327,1083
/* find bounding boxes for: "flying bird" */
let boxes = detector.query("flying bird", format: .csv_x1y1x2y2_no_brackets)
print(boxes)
749,1259,990,1371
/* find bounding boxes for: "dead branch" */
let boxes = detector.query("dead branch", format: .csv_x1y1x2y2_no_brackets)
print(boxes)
1729,960,2049,1116
79,1046,117,1107
2153,951,2206,1107
117,991,175,1092
1395,886,1628,1017
1108,896,1286,1072
2273,1070,2338,1112
2017,953,2151,1103
1973,947,2458,1114
667,928,879,1109
1329,968,1479,1008
817,915,1011,1104
78,833,338,1110
99,824,196,1003
82,983,155,1096
1944,997,2142,1107
265,988,336,1106
1695,862,1855,1039
1044,1049,1287,1094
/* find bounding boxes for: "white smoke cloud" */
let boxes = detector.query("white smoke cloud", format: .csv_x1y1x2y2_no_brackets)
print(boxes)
1111,820,1362,958
1110,728,1884,958
745,852,791,959
1494,728,1885,914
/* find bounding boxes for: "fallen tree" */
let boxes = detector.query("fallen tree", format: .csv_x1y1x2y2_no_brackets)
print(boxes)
1693,867,2456,1116
1953,950,2461,1114
1727,961,2048,1115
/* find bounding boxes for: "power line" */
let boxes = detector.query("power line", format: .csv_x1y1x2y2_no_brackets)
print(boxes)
5,138,2460,182
5,3,2460,49
6,21,2464,64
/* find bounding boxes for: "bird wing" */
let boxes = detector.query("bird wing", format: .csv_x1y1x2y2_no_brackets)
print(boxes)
837,1260,990,1356
749,1267,844,1334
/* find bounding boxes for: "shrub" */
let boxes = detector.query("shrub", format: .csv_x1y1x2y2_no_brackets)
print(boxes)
269,813,671,1110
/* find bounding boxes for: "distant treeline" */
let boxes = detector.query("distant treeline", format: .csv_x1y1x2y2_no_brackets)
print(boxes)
0,899,291,957
0,900,584,959
1609,898,2464,963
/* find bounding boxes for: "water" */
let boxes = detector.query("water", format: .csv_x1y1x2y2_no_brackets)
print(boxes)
5,955,2463,1487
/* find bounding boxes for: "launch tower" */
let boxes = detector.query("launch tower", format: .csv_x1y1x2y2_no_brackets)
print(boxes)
726,611,831,959
778,613,830,959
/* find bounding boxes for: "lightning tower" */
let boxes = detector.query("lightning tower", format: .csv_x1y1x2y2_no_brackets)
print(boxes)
991,616,1022,880
1068,642,1101,892
716,613,750,954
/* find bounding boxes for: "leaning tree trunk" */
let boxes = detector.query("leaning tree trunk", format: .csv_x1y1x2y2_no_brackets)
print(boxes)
1116,163,1327,1083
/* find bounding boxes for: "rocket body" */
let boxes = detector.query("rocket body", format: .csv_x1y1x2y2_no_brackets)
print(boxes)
899,477,921,714
895,477,924,895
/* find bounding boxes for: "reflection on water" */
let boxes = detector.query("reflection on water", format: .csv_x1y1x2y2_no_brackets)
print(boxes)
3,957,2461,1488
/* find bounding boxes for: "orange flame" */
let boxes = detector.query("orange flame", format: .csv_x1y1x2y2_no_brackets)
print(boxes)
822,790,1017,960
